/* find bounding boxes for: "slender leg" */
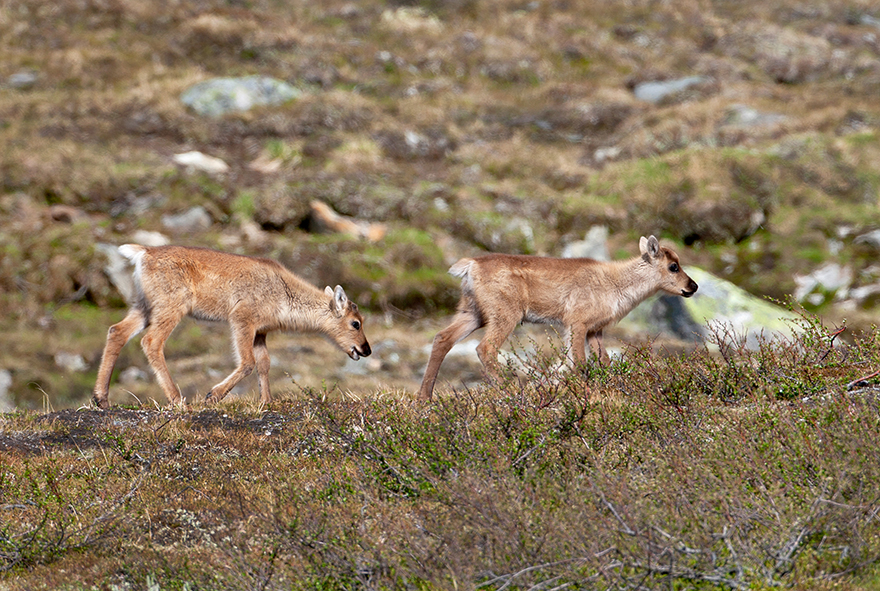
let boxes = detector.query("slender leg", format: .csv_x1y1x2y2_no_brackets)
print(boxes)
140,309,187,408
205,323,257,404
93,309,146,410
565,323,589,372
253,333,272,405
587,330,610,365
476,315,519,383
418,311,481,400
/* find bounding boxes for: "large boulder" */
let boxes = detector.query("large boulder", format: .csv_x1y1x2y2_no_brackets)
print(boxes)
180,76,301,117
621,267,797,348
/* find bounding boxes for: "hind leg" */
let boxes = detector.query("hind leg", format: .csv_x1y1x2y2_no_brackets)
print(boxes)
253,333,272,405
419,310,482,401
93,309,147,410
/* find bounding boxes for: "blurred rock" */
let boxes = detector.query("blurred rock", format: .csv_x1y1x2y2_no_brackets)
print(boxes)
119,366,148,385
860,14,880,30
55,352,88,373
847,283,880,307
162,206,213,234
240,220,270,248
380,7,443,34
308,200,387,242
377,128,455,161
563,226,610,260
721,104,786,128
794,263,853,304
7,70,38,90
633,76,706,103
173,151,229,175
180,76,302,117
130,230,170,247
109,192,167,218
48,204,87,224
622,267,798,348
0,369,13,412
650,193,767,245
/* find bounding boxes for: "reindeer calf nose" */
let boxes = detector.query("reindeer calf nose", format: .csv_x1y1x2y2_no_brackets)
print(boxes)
361,342,372,357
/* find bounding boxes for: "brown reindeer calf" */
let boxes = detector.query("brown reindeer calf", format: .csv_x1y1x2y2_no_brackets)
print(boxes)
93,245,371,409
419,235,697,400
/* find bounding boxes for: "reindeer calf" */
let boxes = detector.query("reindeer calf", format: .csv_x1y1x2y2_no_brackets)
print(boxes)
419,235,697,400
93,245,371,409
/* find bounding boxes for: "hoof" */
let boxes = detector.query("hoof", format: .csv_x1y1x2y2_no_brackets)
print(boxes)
92,396,109,410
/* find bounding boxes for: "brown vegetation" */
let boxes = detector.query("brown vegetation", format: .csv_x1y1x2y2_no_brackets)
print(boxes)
2,316,880,589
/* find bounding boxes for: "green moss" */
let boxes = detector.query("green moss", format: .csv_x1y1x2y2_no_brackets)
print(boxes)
231,190,257,219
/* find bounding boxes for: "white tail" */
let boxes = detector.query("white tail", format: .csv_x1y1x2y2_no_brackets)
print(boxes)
418,235,698,400
93,245,371,409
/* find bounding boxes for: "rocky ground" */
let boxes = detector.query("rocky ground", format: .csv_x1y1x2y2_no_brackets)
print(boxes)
2,0,880,408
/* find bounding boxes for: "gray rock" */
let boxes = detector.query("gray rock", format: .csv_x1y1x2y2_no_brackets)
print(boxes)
119,366,148,385
793,263,853,303
0,369,13,412
633,76,706,103
180,76,302,117
55,352,88,373
161,206,212,234
722,104,786,128
621,267,798,348
562,226,610,260
7,70,38,90
860,14,880,30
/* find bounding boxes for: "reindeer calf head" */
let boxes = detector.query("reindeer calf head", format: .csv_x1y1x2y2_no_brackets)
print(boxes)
325,285,372,360
639,235,698,298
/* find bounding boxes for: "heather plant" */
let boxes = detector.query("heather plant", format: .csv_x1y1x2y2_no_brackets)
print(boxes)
2,314,880,590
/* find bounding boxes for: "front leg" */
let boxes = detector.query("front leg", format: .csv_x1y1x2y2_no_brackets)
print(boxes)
565,323,588,373
253,333,272,405
587,330,610,366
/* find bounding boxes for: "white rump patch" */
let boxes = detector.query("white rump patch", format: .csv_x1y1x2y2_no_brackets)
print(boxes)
449,258,475,293
118,244,147,296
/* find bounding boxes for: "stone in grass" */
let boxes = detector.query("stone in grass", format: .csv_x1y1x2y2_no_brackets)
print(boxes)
621,267,798,349
180,75,302,117
633,76,706,104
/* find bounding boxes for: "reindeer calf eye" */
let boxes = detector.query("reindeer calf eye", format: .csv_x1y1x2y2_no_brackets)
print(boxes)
669,263,679,273
351,320,361,330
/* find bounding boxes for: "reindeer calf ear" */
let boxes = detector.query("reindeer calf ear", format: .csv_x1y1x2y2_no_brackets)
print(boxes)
334,285,348,309
639,235,661,258
325,286,334,297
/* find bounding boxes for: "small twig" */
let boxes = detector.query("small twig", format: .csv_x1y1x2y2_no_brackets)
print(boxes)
818,326,846,362
478,560,573,591
846,369,880,390
512,434,547,467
